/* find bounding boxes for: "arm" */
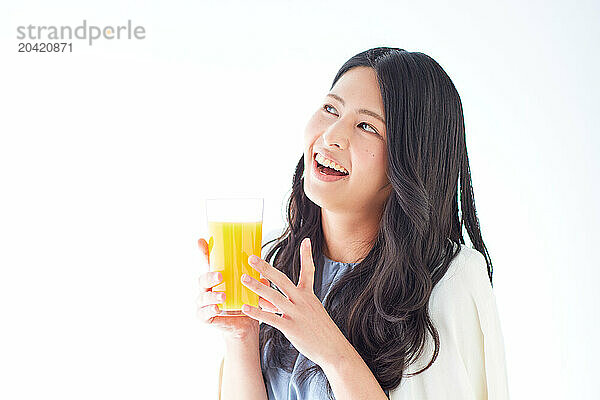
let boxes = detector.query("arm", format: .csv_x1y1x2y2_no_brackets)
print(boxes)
219,333,268,400
321,337,389,400
218,230,284,400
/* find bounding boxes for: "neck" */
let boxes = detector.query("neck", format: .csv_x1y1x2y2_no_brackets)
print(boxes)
320,207,381,263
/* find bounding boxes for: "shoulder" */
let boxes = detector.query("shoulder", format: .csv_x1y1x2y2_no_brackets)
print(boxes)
427,244,503,372
427,244,496,335
392,245,511,399
432,244,492,303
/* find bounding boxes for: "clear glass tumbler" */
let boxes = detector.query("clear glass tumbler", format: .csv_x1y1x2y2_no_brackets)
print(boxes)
205,198,264,316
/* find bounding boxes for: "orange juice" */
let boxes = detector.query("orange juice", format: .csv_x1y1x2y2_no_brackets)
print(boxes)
207,221,262,315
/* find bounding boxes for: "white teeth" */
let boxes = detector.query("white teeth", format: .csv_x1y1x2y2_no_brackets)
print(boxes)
315,153,348,174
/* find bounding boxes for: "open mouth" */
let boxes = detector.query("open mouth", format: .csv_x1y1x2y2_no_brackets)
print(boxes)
313,152,349,176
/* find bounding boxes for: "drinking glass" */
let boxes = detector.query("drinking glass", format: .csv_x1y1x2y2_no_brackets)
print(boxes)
205,198,263,316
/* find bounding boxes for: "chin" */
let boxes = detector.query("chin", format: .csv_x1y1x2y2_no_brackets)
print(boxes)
304,179,330,209
303,179,321,206
303,179,349,212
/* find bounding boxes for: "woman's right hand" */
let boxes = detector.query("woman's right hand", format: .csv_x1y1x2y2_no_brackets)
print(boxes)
196,238,278,342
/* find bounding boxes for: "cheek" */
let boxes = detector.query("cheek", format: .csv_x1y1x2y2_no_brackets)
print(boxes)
356,146,387,180
304,113,322,144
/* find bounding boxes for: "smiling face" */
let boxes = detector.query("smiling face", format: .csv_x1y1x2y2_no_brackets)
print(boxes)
303,66,392,215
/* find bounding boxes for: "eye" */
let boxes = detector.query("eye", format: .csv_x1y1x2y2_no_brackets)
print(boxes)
358,122,379,135
322,104,381,137
322,104,338,115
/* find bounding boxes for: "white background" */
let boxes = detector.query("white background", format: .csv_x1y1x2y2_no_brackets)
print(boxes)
1,1,598,399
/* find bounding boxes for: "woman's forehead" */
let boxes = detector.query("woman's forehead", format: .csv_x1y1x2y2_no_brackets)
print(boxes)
326,67,385,124
329,67,385,122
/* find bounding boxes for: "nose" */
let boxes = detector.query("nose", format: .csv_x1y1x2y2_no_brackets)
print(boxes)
322,120,350,150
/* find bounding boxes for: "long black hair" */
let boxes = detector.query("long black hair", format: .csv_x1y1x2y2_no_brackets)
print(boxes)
259,47,493,397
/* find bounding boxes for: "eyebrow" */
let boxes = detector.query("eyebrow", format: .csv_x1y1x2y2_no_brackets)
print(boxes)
326,93,386,124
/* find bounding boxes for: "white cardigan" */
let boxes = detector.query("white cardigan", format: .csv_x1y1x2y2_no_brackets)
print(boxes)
388,244,510,399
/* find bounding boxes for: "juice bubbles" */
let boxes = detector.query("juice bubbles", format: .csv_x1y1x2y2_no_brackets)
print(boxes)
207,221,262,315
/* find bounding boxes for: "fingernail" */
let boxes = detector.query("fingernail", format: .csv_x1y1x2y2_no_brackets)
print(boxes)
214,272,222,282
241,274,250,283
248,255,259,265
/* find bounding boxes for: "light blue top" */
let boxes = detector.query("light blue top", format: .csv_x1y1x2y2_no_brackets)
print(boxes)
261,254,390,399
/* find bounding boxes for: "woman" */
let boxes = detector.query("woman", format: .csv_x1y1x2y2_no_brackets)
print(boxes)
197,47,510,399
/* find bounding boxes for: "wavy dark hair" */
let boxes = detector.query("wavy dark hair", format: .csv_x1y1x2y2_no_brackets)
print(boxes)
259,47,493,397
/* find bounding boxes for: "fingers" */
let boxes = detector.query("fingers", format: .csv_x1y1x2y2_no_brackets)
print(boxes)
197,290,225,307
258,278,279,312
258,297,279,313
198,271,223,292
242,273,292,315
197,304,220,323
297,238,315,291
248,255,296,298
197,238,210,265
241,304,286,330
196,288,225,323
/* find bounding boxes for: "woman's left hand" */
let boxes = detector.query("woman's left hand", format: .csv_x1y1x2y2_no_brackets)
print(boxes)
240,237,348,368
